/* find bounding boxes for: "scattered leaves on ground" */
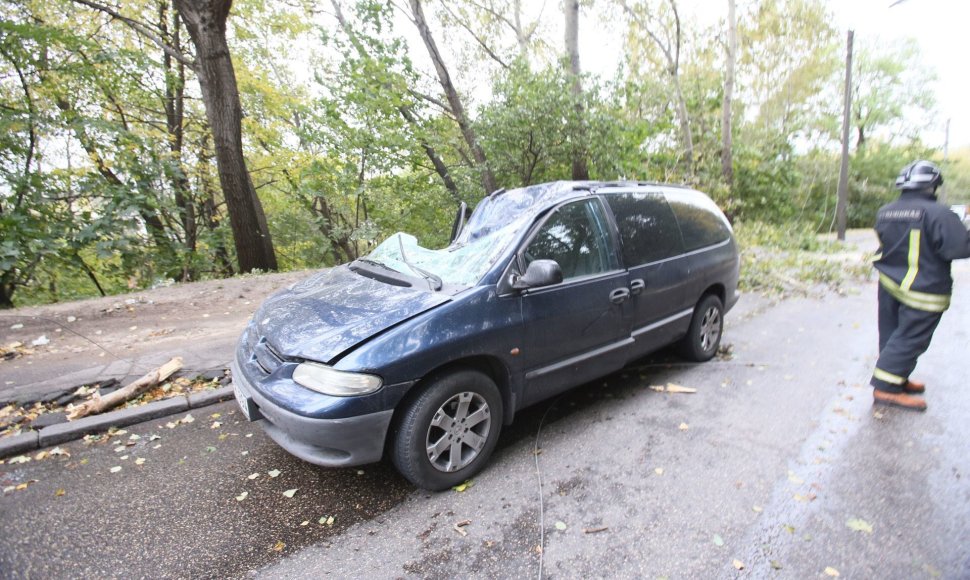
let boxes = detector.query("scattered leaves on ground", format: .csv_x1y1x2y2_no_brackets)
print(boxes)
824,566,840,577
109,466,122,473
678,422,689,431
271,541,285,552
319,516,335,526
846,518,873,534
268,469,281,478
247,473,260,480
235,492,248,501
733,559,745,570
283,488,298,498
555,521,567,531
713,534,724,546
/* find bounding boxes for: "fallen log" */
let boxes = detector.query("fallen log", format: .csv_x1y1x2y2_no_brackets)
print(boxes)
67,357,183,420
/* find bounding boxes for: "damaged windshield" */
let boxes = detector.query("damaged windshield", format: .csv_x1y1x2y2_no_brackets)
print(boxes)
364,224,521,289
361,182,582,289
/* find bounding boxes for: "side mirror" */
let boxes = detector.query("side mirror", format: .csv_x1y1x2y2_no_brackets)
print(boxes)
512,259,563,290
450,201,469,243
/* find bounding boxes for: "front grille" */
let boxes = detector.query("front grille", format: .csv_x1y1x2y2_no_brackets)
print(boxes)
253,338,284,374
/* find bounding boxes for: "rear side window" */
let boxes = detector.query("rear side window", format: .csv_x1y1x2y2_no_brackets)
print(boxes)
665,190,732,252
605,192,682,266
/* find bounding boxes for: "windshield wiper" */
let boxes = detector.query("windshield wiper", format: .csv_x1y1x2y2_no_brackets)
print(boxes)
397,234,443,291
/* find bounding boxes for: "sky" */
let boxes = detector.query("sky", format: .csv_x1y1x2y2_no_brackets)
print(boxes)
663,0,970,149
400,0,968,150
832,0,970,149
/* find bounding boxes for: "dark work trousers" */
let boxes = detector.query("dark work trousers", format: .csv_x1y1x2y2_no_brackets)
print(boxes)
871,284,943,393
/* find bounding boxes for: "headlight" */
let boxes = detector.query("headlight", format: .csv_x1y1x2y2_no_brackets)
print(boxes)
292,362,382,396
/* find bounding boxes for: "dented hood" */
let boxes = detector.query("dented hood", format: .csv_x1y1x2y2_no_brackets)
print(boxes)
252,265,450,364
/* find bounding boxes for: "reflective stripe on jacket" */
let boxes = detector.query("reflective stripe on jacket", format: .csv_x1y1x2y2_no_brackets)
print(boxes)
873,191,970,310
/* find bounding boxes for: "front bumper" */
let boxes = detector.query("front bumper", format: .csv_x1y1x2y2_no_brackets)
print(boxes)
231,360,393,467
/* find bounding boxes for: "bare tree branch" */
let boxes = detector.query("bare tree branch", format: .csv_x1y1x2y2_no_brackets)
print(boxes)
439,2,510,70
69,0,196,69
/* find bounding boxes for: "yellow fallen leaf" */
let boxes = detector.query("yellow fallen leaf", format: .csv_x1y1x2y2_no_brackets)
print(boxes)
210,413,221,419
283,488,298,498
824,566,840,577
733,559,745,570
54,489,66,497
15,483,28,491
678,422,689,431
211,421,222,429
665,383,697,394
846,518,873,534
654,467,664,475
109,466,122,473
236,492,248,501
452,480,474,492
247,473,260,480
272,541,285,552
268,469,281,478
649,385,665,392
34,451,49,461
300,520,309,526
135,458,146,465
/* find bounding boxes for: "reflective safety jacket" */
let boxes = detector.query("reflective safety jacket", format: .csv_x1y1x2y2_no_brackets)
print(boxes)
874,191,970,312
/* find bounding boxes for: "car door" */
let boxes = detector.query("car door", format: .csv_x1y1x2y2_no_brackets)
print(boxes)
603,191,694,357
516,198,634,403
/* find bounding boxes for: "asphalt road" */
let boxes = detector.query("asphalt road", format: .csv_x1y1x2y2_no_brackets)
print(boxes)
2,260,969,579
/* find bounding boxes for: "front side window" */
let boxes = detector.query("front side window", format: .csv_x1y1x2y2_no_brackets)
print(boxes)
523,199,616,280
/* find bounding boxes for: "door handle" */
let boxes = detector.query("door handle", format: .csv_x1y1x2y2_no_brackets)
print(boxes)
609,288,630,304
630,279,645,295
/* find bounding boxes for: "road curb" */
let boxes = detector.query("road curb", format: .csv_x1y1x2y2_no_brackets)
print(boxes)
0,386,234,459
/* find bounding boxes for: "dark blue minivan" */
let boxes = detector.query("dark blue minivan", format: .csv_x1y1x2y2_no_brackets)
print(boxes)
232,181,740,489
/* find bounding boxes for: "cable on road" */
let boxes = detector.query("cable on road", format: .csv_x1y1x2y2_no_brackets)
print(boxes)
533,395,564,580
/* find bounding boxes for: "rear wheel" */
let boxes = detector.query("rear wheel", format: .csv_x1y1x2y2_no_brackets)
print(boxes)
679,294,723,362
391,370,503,490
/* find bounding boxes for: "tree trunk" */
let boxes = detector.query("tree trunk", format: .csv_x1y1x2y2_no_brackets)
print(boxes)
409,0,498,195
565,0,589,181
721,0,736,187
174,0,277,273
161,1,198,280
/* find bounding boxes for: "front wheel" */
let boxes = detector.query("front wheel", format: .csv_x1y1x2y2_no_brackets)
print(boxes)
679,294,723,362
391,370,503,490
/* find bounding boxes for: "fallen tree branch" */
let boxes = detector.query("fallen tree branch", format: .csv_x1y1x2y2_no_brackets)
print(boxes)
68,357,183,420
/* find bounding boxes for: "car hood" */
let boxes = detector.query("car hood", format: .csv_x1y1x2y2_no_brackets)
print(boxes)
252,265,451,364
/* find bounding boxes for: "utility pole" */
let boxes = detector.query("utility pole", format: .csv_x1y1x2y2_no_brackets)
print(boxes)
836,30,853,242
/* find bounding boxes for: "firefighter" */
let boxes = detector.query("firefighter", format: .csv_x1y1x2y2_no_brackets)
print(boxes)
871,160,970,411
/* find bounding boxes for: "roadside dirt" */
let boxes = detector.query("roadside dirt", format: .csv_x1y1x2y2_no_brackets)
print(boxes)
0,270,312,402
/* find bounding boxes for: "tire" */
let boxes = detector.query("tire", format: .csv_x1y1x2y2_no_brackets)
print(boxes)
679,294,723,362
391,370,503,491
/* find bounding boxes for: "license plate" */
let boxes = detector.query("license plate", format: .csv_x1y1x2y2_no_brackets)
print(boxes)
233,380,251,421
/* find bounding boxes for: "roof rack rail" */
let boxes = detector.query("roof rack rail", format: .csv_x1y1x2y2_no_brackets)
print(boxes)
488,187,506,199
